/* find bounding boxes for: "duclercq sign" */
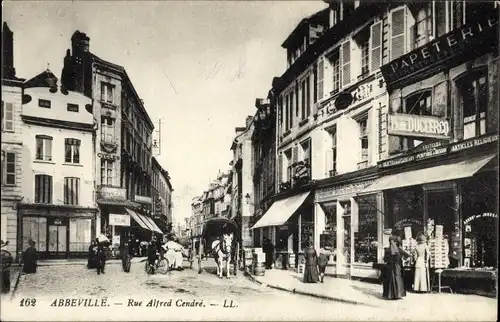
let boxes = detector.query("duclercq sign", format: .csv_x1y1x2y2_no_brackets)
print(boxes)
387,113,450,139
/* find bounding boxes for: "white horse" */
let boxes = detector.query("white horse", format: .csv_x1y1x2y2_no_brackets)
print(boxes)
211,233,233,279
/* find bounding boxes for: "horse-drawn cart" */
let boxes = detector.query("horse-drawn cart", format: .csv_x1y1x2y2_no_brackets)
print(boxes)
190,218,240,278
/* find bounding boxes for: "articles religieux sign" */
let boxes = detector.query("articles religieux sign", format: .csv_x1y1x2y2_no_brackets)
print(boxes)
379,133,499,169
380,15,499,89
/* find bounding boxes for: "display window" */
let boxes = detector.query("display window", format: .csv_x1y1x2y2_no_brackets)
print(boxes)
354,195,378,264
300,211,314,251
69,218,92,252
340,201,351,263
319,202,337,253
385,188,424,239
276,226,289,252
22,217,47,251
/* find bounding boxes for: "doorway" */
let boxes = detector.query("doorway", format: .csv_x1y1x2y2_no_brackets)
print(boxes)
48,225,67,258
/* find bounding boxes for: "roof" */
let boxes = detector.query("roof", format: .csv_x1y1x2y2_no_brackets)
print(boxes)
24,69,58,89
281,8,329,48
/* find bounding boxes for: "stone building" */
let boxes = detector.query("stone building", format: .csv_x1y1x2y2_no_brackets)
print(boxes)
152,157,174,233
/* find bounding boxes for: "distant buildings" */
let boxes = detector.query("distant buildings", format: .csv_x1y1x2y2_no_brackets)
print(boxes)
152,157,174,233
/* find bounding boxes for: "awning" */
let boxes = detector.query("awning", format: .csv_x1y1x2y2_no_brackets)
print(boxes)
251,191,310,229
360,154,496,194
125,208,151,231
142,216,163,234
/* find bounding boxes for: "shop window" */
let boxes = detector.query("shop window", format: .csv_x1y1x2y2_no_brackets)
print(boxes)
300,211,314,252
328,50,341,95
354,195,378,264
34,174,53,204
326,128,338,177
276,227,289,252
320,202,337,256
341,201,351,263
64,138,80,164
100,159,114,186
35,135,53,161
64,177,80,205
101,116,115,143
456,71,487,140
100,82,115,103
1,151,16,185
427,190,456,265
22,217,47,252
357,116,369,168
69,218,92,252
1,101,14,132
385,188,424,239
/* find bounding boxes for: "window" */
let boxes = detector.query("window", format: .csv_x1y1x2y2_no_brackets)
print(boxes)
301,80,306,120
22,217,47,252
284,94,290,131
370,21,383,71
67,103,79,112
1,101,14,132
457,71,487,140
317,59,324,101
290,90,295,126
354,195,378,264
390,7,407,60
69,218,91,252
285,149,292,183
64,177,80,205
327,129,338,177
1,151,16,185
64,138,80,164
101,116,115,143
411,4,433,49
300,77,311,120
38,99,51,108
300,139,311,168
329,50,341,94
402,90,432,149
358,117,369,165
35,174,53,204
354,29,370,77
341,40,352,87
100,82,115,103
35,135,53,161
100,159,114,186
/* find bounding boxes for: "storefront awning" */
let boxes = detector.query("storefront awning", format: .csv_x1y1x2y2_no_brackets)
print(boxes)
360,154,496,194
125,208,151,231
142,216,163,234
251,191,310,229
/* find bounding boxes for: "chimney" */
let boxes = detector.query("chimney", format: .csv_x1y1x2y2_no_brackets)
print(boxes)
71,30,90,53
2,22,16,79
245,115,253,128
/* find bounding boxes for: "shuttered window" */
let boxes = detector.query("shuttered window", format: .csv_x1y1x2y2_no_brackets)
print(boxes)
390,7,407,60
289,91,294,129
285,94,290,131
341,40,351,87
317,59,324,100
1,101,14,132
2,151,16,185
35,174,52,204
64,177,80,205
370,22,382,71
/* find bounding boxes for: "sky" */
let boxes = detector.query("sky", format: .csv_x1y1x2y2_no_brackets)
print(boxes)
3,0,326,225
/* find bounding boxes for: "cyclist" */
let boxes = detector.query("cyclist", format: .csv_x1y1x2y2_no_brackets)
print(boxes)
146,239,158,274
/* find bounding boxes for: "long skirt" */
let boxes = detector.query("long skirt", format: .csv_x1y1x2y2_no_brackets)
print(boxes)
413,267,429,292
385,270,406,300
174,251,184,269
166,250,176,269
303,264,319,283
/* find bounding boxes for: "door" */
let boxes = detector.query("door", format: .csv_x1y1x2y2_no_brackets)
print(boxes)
48,225,68,258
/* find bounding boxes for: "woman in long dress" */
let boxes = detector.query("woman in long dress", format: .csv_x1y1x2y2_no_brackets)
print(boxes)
383,235,410,300
22,240,38,274
413,234,429,293
303,243,319,283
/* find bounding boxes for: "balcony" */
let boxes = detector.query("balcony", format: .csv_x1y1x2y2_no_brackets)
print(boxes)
134,195,152,205
97,186,127,200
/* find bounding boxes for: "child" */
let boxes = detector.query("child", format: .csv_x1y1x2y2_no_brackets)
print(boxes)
317,247,330,283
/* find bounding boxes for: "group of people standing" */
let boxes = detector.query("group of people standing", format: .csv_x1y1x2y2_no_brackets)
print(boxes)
303,242,332,283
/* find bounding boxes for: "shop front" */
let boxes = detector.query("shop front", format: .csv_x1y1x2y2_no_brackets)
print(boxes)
251,191,313,270
18,204,98,259
362,133,498,294
314,174,381,280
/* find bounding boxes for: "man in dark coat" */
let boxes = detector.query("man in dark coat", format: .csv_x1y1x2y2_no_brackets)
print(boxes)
262,238,274,269
22,240,38,274
87,239,97,269
95,241,106,275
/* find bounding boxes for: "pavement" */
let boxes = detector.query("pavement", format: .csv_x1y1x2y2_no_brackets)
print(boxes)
247,268,498,321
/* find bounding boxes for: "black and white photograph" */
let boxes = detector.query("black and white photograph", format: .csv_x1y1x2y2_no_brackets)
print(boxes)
1,1,499,321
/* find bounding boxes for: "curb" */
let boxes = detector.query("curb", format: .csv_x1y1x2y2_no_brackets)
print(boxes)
10,258,148,267
245,273,376,307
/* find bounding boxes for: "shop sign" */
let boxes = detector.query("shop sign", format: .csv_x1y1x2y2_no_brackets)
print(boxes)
99,186,126,200
135,195,152,204
315,180,375,201
387,113,450,139
393,218,422,230
379,133,498,169
98,152,120,161
109,213,130,226
464,213,497,225
381,15,498,88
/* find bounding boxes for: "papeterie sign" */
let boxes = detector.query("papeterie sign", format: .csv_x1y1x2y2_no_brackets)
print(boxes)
387,113,450,139
109,213,130,226
381,15,498,89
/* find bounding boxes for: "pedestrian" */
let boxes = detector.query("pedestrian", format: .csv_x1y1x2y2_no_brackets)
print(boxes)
120,240,131,273
147,239,158,273
303,241,319,283
262,238,274,269
95,240,106,275
22,239,38,274
317,247,330,283
87,239,97,269
382,235,410,300
413,234,430,293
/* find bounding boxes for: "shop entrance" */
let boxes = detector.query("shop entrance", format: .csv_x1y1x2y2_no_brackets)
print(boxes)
48,224,67,258
426,190,455,237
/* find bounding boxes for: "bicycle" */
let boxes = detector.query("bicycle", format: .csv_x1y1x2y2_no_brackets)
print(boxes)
144,253,169,275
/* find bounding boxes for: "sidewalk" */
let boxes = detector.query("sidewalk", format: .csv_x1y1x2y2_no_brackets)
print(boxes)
10,256,147,267
247,269,497,319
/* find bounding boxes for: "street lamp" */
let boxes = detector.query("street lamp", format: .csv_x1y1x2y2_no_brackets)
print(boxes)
244,193,251,205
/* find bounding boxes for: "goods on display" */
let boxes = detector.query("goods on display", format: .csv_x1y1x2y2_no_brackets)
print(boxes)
429,237,450,269
402,238,418,267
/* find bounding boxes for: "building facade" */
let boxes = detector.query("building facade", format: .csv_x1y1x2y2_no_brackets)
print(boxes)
61,31,162,253
1,23,25,259
152,157,174,234
18,71,98,259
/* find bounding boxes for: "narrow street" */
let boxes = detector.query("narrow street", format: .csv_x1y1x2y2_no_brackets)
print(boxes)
1,259,390,321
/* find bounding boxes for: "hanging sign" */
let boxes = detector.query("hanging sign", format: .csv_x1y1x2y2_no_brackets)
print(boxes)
109,214,130,227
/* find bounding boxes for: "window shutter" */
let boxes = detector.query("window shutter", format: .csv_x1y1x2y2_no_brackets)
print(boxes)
325,150,333,176
370,22,382,71
317,59,324,100
278,154,283,183
3,103,14,131
435,1,447,37
341,40,351,87
390,7,407,60
292,146,298,164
